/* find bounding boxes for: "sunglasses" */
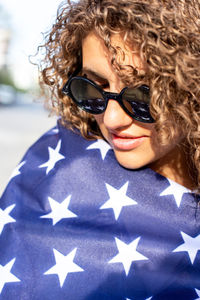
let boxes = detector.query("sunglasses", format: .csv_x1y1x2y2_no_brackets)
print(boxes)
62,72,154,123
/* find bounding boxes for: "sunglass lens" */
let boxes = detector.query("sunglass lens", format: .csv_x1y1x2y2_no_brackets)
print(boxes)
122,86,154,122
70,79,105,113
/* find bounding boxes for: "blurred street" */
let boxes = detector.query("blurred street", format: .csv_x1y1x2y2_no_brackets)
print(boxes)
0,97,56,196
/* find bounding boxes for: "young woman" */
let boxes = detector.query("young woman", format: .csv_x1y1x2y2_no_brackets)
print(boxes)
40,0,200,192
0,0,200,299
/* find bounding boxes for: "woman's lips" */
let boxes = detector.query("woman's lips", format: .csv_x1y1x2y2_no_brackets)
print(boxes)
110,133,147,150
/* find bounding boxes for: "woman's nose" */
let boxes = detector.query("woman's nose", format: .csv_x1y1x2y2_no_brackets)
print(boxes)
103,99,133,130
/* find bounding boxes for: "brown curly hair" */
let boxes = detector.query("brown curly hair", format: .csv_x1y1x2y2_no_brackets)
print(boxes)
38,0,200,189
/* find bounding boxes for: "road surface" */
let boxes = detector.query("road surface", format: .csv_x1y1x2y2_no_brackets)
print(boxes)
0,99,56,196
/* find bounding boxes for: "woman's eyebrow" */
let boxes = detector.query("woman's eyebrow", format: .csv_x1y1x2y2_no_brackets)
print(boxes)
81,68,107,81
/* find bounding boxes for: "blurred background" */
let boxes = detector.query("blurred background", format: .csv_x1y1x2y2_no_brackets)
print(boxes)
0,0,63,195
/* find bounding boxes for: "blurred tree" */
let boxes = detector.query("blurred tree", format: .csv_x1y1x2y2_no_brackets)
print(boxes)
0,67,15,86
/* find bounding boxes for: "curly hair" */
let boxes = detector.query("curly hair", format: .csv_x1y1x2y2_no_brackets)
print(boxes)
38,0,200,189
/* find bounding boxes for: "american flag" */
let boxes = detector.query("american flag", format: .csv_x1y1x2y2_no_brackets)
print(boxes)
0,121,200,300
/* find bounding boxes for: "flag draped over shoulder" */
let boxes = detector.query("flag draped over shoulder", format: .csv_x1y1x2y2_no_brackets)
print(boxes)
0,121,200,300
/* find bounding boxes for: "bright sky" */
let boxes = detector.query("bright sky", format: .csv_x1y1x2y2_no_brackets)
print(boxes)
0,0,63,89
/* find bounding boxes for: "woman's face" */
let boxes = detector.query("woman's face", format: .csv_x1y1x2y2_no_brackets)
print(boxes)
82,32,186,181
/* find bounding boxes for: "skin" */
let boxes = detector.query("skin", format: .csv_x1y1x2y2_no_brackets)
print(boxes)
82,32,194,189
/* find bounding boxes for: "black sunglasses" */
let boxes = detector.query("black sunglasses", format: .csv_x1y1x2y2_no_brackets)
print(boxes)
62,72,154,123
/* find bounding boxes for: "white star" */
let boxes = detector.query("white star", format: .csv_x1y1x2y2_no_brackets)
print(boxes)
100,182,137,220
0,258,20,293
126,297,152,300
46,128,59,135
87,139,111,160
40,195,77,225
195,289,200,299
173,232,200,264
44,248,84,287
0,204,16,235
50,128,59,134
39,139,65,174
160,178,191,207
109,237,148,276
9,161,26,180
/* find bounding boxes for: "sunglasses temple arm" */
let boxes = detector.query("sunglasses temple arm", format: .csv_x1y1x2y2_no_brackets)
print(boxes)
62,65,82,95
62,82,69,95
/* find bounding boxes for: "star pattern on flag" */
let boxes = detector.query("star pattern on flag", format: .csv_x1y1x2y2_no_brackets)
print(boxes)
86,139,111,160
46,127,59,135
9,161,26,180
1,126,200,299
40,195,77,225
160,178,190,207
51,128,59,134
195,289,200,299
100,182,137,220
126,298,152,300
0,258,20,293
173,232,200,264
109,237,148,276
39,139,65,174
44,248,84,287
0,204,16,235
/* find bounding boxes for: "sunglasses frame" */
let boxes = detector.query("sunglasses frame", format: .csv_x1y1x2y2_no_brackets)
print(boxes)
62,72,154,123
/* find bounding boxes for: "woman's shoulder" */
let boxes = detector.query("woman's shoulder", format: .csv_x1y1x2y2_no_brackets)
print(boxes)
2,120,196,202
19,120,113,173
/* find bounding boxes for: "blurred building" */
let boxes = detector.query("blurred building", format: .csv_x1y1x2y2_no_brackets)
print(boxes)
0,5,14,88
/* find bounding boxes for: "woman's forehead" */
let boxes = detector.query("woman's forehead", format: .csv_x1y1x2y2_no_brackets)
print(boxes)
82,31,145,77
